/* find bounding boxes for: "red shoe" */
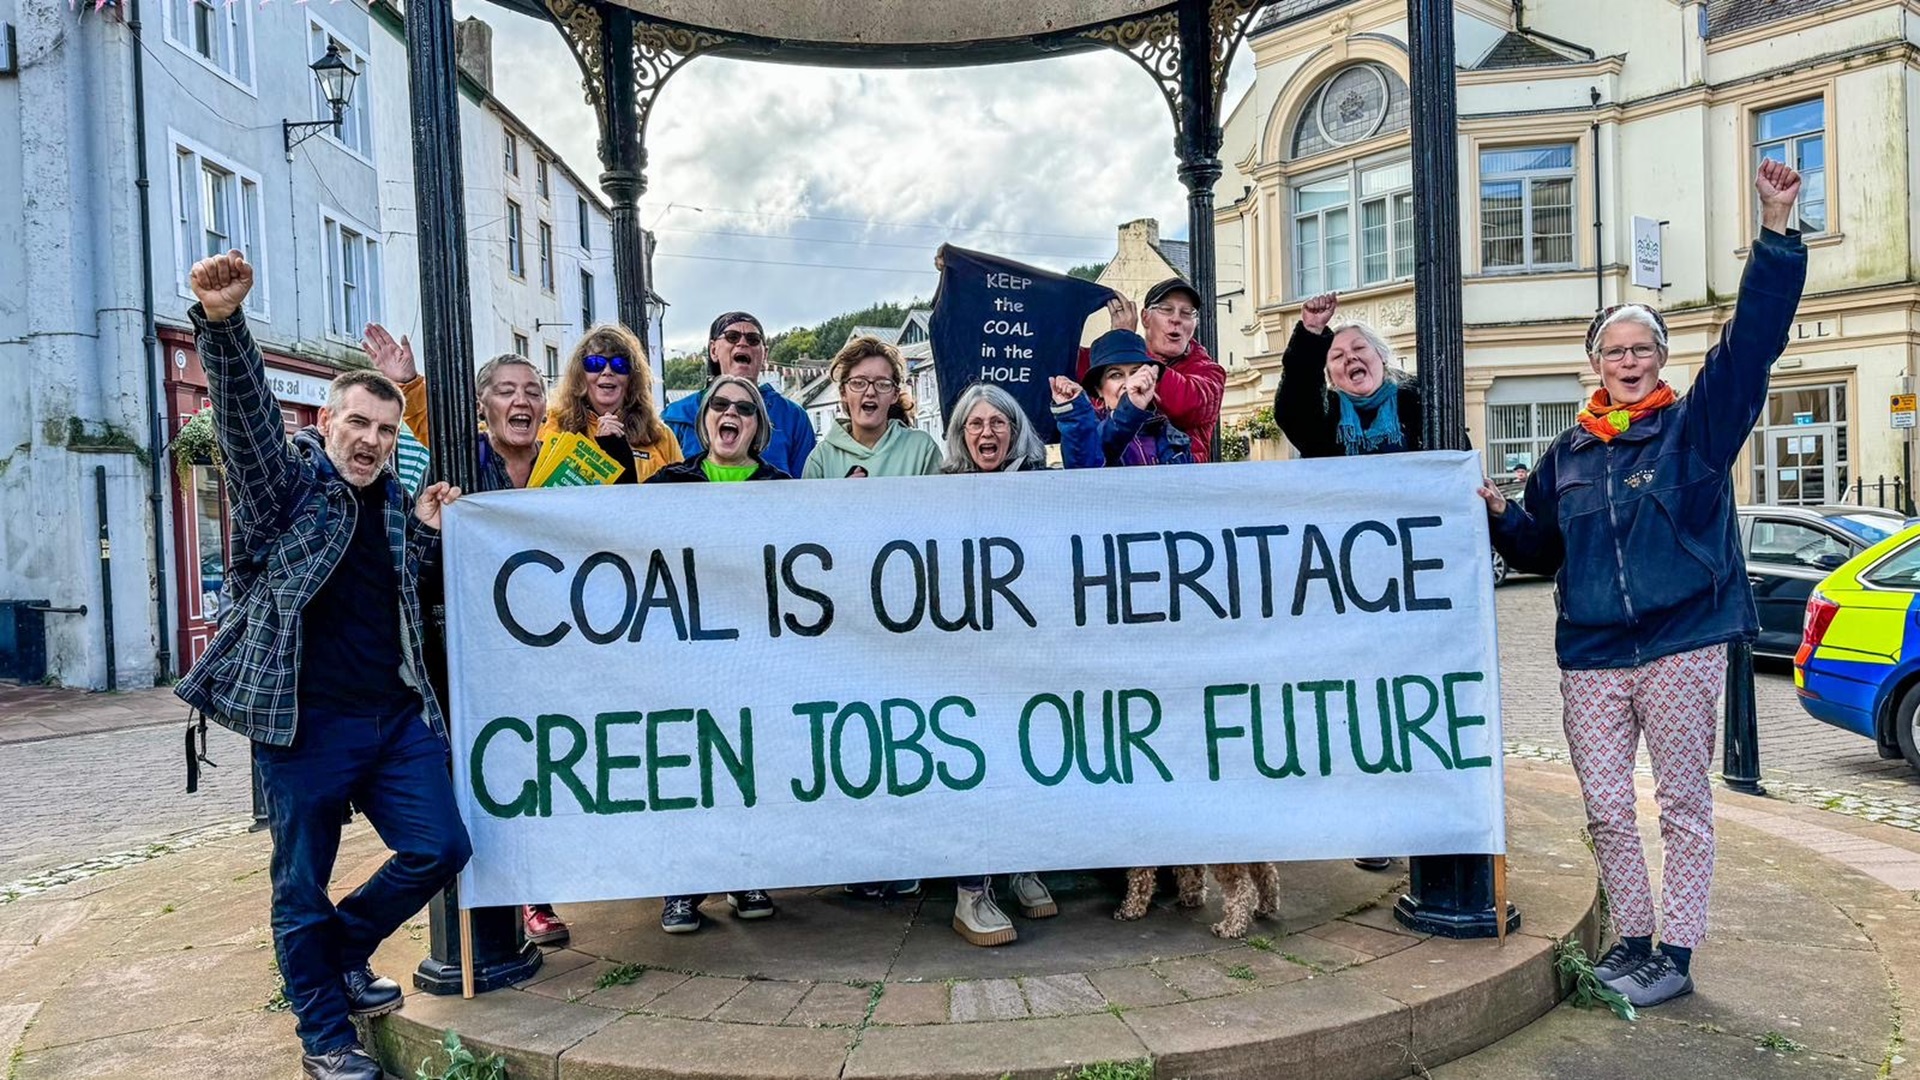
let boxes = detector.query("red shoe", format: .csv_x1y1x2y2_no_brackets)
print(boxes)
522,904,570,946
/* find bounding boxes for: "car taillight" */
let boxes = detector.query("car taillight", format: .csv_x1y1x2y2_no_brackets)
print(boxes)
1797,592,1840,667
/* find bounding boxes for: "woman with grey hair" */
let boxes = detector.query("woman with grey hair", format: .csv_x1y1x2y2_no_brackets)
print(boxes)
1273,296,1424,459
1484,160,1808,1009
940,383,1049,474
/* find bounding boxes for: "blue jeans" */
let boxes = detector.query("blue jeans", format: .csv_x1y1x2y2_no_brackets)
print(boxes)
255,700,472,1055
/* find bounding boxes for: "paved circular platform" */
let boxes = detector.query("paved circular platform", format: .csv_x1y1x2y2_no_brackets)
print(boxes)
369,767,1601,1080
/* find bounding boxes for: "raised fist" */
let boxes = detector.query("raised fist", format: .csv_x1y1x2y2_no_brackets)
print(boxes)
1049,375,1083,405
1300,293,1339,335
190,250,254,322
1755,159,1802,232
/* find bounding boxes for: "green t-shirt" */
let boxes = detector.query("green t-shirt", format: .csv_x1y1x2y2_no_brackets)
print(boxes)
702,458,759,483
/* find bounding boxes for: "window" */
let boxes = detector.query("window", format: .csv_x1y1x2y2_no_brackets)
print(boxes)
171,139,266,315
577,195,591,250
1864,541,1920,590
544,344,560,381
1485,376,1584,479
1748,519,1850,570
1754,100,1826,234
538,222,554,291
580,268,595,327
1480,145,1576,272
1747,383,1850,506
506,201,524,278
513,333,530,358
307,23,371,159
1290,160,1414,296
536,158,551,200
167,0,252,87
322,212,383,338
1290,63,1411,160
504,132,519,176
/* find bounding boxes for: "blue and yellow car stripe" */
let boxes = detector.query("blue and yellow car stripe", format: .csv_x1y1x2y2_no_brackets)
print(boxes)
1795,525,1920,742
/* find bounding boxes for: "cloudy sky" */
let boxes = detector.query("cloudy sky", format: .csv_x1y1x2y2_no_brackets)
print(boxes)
452,1,1253,355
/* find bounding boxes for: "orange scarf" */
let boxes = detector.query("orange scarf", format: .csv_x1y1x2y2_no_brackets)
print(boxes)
1576,382,1677,442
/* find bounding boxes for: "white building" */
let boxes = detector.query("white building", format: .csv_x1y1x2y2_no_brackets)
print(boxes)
1215,0,1920,506
0,1,636,688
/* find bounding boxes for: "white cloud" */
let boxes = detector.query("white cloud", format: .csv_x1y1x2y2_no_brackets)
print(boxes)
452,1,1251,353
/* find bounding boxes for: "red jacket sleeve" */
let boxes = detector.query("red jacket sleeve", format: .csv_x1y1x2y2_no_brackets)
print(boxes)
1156,346,1226,433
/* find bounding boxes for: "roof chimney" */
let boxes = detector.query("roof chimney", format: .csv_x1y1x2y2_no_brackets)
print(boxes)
455,17,492,94
1119,218,1161,247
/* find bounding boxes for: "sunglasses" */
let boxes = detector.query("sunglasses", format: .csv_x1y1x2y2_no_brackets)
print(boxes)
719,330,764,347
582,354,631,376
706,397,757,417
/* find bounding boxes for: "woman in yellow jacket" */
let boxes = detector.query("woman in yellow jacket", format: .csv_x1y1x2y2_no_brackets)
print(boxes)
377,320,679,485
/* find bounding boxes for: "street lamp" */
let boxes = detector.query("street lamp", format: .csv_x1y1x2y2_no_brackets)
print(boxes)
283,43,359,154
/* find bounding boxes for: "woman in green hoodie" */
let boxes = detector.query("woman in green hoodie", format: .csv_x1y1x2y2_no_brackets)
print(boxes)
801,337,942,479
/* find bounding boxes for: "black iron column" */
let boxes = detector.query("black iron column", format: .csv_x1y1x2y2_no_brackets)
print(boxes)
1174,0,1222,361
405,0,541,995
1393,0,1518,939
1721,641,1765,795
600,8,653,337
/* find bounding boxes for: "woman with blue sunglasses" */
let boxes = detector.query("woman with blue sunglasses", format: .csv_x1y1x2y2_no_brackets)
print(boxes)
544,323,681,483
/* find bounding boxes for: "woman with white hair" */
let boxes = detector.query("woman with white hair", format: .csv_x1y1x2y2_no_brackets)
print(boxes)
1274,299,1423,459
1483,160,1808,1008
939,383,1049,474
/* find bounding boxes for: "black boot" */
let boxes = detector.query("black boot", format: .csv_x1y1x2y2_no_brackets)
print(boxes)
302,1045,382,1080
343,963,403,1018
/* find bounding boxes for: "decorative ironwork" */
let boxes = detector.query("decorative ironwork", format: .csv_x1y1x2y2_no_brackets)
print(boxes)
545,0,609,151
630,22,729,152
1080,11,1182,132
1205,0,1265,115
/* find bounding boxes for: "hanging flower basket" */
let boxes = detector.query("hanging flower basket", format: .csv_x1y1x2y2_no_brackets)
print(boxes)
169,405,222,485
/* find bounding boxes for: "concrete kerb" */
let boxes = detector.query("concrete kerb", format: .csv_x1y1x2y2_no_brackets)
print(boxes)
369,768,1602,1080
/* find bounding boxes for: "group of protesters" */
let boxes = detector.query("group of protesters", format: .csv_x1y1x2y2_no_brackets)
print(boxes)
179,158,1807,1079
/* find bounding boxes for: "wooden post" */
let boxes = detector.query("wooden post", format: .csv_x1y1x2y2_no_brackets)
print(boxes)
1493,855,1508,944
460,906,476,1000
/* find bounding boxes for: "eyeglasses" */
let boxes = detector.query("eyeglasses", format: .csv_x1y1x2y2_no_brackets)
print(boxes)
1598,343,1661,363
719,330,765,347
844,377,898,395
964,416,1010,435
582,354,631,375
706,397,758,417
1147,303,1199,321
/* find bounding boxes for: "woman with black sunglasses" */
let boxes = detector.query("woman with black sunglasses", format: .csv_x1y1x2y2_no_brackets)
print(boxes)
545,323,681,483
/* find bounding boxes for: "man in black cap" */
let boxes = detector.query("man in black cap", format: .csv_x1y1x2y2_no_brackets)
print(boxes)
661,311,816,477
1077,278,1226,461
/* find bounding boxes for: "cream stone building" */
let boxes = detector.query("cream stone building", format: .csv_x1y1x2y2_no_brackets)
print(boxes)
1213,0,1920,504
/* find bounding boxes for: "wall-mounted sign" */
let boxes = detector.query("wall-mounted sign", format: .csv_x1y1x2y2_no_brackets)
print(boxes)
264,369,330,408
1631,216,1664,290
1892,394,1916,430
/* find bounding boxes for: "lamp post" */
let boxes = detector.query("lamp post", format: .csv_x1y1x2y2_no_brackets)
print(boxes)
283,43,358,154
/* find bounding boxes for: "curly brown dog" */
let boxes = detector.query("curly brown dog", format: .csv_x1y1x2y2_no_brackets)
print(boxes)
1113,862,1283,938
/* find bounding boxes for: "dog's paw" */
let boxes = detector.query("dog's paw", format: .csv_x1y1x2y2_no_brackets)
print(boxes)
1114,907,1146,922
1210,920,1248,939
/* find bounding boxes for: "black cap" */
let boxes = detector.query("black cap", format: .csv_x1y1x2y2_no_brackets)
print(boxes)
708,311,765,342
1143,277,1201,313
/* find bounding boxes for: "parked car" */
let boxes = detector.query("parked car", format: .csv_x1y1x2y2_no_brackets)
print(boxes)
1739,504,1905,658
1794,521,1920,774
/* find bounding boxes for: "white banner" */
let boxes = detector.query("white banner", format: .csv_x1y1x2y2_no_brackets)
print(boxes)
1632,215,1664,290
443,452,1505,907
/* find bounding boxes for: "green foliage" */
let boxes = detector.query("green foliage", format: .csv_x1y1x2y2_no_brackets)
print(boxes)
264,979,291,1013
1067,262,1108,282
168,406,222,484
595,962,647,989
1245,935,1275,952
1225,963,1256,981
662,354,708,390
416,1030,507,1080
1552,939,1637,1022
768,300,923,368
1216,406,1280,463
1757,1031,1807,1053
1056,1061,1153,1080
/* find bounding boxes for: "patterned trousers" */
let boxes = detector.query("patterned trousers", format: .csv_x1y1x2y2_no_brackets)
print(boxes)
1560,644,1725,950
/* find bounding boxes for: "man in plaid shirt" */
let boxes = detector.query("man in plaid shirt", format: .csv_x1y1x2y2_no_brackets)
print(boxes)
177,251,467,1080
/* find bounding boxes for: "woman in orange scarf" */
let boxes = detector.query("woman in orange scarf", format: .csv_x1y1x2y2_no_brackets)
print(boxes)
1479,160,1809,1010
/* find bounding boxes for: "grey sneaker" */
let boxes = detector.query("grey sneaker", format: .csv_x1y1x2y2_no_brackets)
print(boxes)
1591,941,1648,983
1605,951,1693,1007
1007,873,1057,919
952,886,1017,947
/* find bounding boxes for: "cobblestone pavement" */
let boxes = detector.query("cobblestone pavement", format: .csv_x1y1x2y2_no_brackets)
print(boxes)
1495,577,1920,826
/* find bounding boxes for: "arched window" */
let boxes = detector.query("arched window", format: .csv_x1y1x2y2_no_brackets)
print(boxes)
1290,63,1410,161
1286,63,1414,297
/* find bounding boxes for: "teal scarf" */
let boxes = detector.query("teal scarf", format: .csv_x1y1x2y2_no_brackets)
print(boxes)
1334,379,1404,456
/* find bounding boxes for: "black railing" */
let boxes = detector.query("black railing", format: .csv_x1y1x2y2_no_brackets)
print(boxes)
1850,475,1914,516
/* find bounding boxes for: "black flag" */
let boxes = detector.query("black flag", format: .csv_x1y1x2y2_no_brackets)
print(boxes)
930,245,1116,443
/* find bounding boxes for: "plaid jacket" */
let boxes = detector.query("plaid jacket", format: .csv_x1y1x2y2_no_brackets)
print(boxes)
174,306,446,747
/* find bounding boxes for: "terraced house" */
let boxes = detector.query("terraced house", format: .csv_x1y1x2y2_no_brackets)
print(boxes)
1213,0,1920,507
